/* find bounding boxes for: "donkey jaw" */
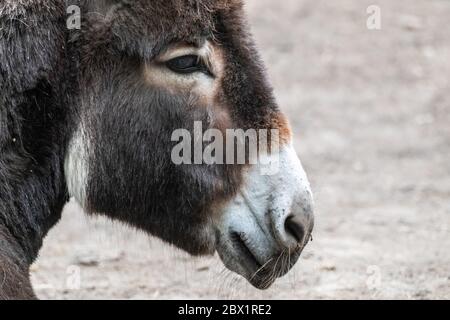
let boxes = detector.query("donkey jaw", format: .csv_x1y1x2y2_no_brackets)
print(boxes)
214,144,314,289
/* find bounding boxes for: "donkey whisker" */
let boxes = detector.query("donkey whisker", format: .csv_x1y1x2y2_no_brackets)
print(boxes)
250,257,274,281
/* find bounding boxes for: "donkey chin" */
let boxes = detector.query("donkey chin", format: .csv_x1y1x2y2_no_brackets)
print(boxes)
214,144,314,289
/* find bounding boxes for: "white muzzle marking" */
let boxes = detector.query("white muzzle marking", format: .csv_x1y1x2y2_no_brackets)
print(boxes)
215,143,314,280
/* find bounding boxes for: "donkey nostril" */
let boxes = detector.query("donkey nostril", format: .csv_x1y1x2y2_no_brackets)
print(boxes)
284,215,305,245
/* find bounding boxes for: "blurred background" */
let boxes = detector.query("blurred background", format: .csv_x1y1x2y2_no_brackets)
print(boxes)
31,0,450,299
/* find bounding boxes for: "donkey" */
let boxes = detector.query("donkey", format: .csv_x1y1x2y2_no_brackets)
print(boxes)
0,0,314,299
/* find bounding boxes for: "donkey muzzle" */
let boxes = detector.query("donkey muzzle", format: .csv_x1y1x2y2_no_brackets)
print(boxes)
215,143,314,289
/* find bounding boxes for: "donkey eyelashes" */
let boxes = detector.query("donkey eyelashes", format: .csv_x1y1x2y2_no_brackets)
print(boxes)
166,55,202,73
151,41,218,79
165,54,213,76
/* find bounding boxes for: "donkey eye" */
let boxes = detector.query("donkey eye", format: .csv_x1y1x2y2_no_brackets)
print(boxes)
165,55,203,74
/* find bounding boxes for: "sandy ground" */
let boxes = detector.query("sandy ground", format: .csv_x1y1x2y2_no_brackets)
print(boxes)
31,0,450,299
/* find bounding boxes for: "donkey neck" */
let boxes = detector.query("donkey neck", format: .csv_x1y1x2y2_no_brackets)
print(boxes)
0,224,37,299
0,1,72,264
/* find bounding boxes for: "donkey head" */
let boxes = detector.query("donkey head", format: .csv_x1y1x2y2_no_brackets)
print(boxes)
65,0,314,289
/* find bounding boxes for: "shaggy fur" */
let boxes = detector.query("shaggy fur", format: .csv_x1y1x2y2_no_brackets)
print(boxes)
0,0,70,299
0,0,288,299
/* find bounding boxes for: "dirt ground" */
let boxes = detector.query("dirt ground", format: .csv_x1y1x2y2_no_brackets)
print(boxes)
31,0,450,299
